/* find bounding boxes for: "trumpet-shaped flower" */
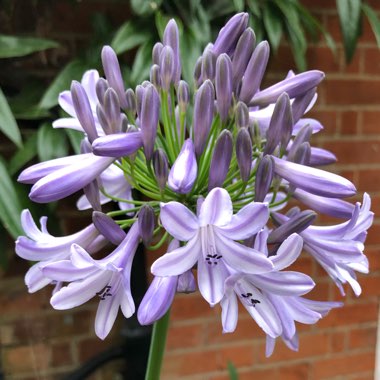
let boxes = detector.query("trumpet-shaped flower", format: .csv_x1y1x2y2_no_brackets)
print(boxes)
43,222,140,339
151,188,273,305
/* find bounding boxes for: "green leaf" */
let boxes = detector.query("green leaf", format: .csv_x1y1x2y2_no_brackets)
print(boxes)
263,3,283,53
0,158,24,238
232,0,244,12
0,87,22,147
130,41,154,86
0,35,59,58
336,0,362,62
111,21,149,55
247,0,262,17
8,132,38,176
65,128,83,155
131,0,163,16
39,59,88,109
227,362,239,380
362,3,380,48
37,123,68,162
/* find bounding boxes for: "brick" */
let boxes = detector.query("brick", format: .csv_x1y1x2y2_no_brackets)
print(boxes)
51,342,73,367
307,46,340,73
340,111,359,135
366,247,380,271
364,223,380,245
330,330,346,353
321,139,380,165
324,79,380,105
307,110,339,136
348,326,377,349
364,47,380,75
359,275,380,297
171,293,217,321
358,169,380,192
209,367,278,380
312,351,375,379
167,322,205,351
275,362,311,380
2,343,51,374
361,111,380,135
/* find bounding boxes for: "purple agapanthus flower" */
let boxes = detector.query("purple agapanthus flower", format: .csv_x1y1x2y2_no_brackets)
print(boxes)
43,222,140,339
15,209,103,293
151,188,273,305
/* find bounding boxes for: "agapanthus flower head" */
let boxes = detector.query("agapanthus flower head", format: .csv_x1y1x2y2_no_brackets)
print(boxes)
15,13,373,357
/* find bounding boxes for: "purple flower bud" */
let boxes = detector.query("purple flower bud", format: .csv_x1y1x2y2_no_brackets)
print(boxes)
177,270,196,293
232,28,256,89
92,211,126,245
140,84,160,162
215,54,233,121
255,155,274,202
201,48,217,82
287,125,313,161
193,80,214,156
213,12,249,56
293,142,311,166
163,19,181,83
125,88,137,114
264,93,292,155
269,210,316,243
160,46,175,90
153,148,169,191
71,81,98,143
272,156,356,198
239,41,270,104
135,84,145,118
121,115,129,132
250,70,325,107
168,138,197,193
208,130,233,190
194,56,202,88
83,180,101,211
236,128,252,182
80,139,92,154
92,131,143,157
152,42,164,65
96,104,111,134
292,87,317,122
101,46,127,109
309,147,337,166
150,64,161,89
103,88,122,133
138,205,155,246
177,80,189,113
293,188,355,219
137,275,177,325
96,78,108,104
235,101,249,129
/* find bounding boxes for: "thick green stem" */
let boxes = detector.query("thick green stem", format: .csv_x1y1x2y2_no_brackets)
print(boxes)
145,309,171,380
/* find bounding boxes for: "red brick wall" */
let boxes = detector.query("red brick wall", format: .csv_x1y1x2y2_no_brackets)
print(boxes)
1,1,380,379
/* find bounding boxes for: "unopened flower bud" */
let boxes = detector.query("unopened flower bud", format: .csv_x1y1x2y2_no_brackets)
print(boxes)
215,54,233,122
135,84,144,117
104,88,122,133
193,80,214,156
309,147,337,166
92,211,126,245
96,78,108,104
177,80,189,113
292,87,317,122
96,104,111,134
236,128,252,182
152,42,163,65
153,148,169,191
83,180,101,211
125,88,137,114
168,138,197,193
250,70,325,107
80,138,92,154
138,205,155,246
101,46,127,109
264,92,292,155
163,19,181,83
71,81,98,143
269,210,317,243
160,46,175,90
287,125,313,161
140,84,160,161
239,41,270,104
293,142,311,166
212,12,249,56
208,130,233,190
150,64,161,89
232,27,256,89
201,48,217,82
255,155,274,202
235,101,249,129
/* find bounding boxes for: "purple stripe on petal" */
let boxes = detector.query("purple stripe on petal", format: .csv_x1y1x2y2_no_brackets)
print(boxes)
199,188,233,227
